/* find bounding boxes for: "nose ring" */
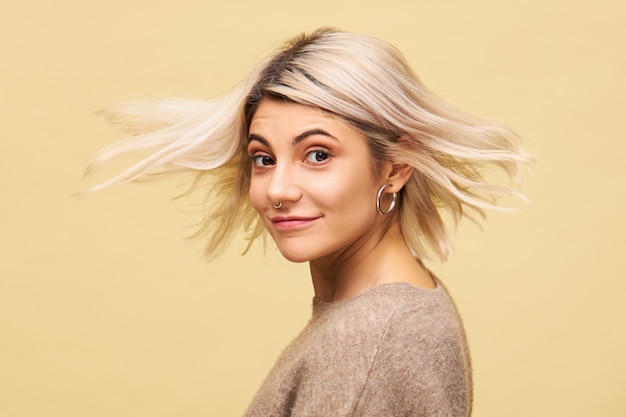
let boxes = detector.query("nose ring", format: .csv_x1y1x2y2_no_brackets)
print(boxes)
272,201,283,209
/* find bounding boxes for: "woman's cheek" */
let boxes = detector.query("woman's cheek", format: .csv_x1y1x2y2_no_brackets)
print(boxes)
248,178,265,214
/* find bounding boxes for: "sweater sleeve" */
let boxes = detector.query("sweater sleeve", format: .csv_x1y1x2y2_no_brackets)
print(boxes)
352,306,472,417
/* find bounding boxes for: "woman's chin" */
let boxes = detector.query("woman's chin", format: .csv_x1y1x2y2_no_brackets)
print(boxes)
274,244,317,264
277,249,312,264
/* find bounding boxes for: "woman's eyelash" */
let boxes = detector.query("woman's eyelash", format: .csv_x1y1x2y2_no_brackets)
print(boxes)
305,148,332,163
248,147,333,167
249,154,275,166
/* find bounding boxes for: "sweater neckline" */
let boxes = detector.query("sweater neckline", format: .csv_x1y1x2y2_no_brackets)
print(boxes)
311,279,443,317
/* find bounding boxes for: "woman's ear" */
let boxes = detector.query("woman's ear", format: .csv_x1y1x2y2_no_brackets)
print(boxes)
381,162,414,192
378,135,416,192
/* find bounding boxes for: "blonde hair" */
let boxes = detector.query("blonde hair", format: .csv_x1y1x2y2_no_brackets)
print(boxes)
87,27,528,261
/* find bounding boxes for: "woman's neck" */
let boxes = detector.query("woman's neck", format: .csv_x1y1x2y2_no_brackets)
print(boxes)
309,223,435,302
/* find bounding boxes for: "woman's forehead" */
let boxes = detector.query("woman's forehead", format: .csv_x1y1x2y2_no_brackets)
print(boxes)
249,99,353,136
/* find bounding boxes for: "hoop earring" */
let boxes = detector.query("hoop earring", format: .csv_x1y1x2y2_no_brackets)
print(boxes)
272,201,283,209
376,184,397,215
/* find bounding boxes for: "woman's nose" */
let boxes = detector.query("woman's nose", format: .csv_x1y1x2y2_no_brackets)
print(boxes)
266,163,302,206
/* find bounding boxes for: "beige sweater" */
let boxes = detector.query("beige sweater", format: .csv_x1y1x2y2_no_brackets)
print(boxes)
244,280,472,417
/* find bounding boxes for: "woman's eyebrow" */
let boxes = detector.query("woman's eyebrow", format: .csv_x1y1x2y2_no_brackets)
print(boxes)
248,129,339,146
292,129,338,145
247,134,270,147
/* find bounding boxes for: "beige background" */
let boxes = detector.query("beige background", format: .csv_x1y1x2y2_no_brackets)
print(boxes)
1,1,625,416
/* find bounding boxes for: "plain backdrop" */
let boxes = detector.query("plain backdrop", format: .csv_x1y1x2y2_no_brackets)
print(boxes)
1,1,625,416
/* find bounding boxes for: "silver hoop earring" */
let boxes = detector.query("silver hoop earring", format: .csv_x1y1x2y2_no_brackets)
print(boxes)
376,184,397,215
272,201,283,209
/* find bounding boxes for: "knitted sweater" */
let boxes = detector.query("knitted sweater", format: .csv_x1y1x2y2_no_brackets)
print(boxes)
243,280,472,417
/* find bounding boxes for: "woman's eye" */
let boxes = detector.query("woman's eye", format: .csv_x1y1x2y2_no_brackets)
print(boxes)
305,149,331,164
250,154,275,167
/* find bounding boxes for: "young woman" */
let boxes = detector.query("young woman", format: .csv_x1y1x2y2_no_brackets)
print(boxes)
88,28,527,416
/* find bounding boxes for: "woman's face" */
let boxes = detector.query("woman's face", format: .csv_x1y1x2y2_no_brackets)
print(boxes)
247,99,388,263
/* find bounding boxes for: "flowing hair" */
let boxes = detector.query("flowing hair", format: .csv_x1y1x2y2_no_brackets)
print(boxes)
86,27,529,261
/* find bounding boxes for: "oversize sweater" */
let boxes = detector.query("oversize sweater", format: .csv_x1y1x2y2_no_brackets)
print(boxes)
244,280,472,417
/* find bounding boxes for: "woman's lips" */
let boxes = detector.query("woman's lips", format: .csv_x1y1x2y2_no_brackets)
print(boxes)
270,216,322,230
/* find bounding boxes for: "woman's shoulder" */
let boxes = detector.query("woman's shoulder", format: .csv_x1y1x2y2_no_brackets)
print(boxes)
341,278,459,315
373,280,465,335
352,281,473,417
311,279,464,342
